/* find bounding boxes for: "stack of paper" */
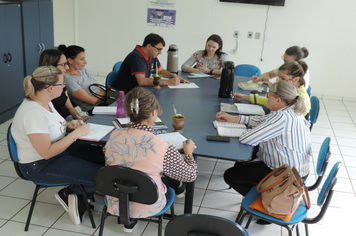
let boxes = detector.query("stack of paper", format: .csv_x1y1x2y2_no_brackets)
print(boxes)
238,82,264,91
92,106,116,115
213,120,247,137
78,123,115,141
234,103,265,115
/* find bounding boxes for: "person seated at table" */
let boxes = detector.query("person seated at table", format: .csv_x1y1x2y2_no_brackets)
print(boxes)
233,61,311,116
104,87,198,232
111,33,189,94
181,34,227,75
58,44,106,114
252,46,310,89
11,66,105,226
38,49,85,120
217,81,311,223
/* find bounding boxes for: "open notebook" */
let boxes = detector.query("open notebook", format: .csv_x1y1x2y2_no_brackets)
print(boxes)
78,123,115,141
213,120,247,137
157,132,196,150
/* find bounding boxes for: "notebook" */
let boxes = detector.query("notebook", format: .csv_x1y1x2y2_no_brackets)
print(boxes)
213,120,247,137
234,103,265,115
78,123,115,141
238,82,264,91
92,106,116,115
157,132,191,150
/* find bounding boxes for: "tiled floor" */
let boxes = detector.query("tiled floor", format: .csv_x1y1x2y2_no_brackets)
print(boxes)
1,98,356,236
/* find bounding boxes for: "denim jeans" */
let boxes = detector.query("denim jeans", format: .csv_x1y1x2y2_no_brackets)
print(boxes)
19,142,105,199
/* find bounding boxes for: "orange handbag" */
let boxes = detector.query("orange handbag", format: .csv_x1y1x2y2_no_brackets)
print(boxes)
253,164,310,220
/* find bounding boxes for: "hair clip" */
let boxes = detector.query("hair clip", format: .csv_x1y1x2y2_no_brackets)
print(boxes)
135,98,139,114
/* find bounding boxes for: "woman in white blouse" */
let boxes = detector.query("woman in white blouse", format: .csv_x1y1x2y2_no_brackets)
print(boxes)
181,34,227,75
216,81,311,198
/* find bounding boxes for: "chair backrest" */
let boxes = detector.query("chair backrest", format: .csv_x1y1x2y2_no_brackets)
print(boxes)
234,64,261,77
165,214,249,236
307,137,331,191
307,86,311,97
317,161,340,207
309,96,320,130
7,124,27,180
105,70,118,87
113,61,122,71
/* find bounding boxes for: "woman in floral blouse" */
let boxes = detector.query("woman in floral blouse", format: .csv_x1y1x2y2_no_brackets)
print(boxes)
181,34,227,75
103,87,198,232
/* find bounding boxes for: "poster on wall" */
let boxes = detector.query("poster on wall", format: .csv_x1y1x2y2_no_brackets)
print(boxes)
147,0,177,8
147,8,176,28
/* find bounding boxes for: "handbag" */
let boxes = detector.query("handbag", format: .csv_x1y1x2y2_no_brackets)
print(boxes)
88,83,119,106
255,164,310,219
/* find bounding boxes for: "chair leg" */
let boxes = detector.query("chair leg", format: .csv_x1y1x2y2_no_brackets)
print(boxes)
170,204,175,219
99,206,108,236
246,215,252,229
77,184,96,228
158,215,163,236
24,185,41,231
235,206,244,223
305,223,309,236
296,224,300,236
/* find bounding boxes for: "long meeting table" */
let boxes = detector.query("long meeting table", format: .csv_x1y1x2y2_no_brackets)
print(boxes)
88,71,267,213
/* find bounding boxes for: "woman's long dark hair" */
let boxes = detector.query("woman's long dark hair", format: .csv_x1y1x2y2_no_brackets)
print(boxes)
203,34,225,58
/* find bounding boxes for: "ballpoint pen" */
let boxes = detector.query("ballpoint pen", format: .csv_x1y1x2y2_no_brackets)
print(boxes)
72,113,83,119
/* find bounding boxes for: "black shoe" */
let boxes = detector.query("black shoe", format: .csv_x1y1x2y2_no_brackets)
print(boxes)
123,219,137,233
175,182,186,198
68,194,88,225
55,188,69,212
256,219,271,225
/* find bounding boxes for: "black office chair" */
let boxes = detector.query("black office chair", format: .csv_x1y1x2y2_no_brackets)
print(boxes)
165,213,249,236
236,162,341,236
94,165,175,236
6,124,96,231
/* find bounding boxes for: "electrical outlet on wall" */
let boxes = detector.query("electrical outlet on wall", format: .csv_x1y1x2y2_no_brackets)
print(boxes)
247,32,253,39
255,32,261,39
234,31,239,38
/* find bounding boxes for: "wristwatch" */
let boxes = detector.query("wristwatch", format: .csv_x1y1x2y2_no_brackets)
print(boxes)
170,73,176,78
209,69,214,75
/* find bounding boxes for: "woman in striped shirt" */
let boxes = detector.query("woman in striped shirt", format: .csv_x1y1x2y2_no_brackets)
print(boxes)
216,81,311,197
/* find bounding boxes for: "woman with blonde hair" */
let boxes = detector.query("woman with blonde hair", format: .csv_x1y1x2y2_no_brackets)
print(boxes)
11,66,105,226
217,81,310,205
104,87,198,233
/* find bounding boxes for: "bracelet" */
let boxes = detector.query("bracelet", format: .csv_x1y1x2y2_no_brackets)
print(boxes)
170,73,176,78
70,135,77,141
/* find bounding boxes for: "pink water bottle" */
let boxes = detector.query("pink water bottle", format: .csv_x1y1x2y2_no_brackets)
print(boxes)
116,91,125,118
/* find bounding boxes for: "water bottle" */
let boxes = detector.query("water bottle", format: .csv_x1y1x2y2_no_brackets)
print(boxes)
218,61,235,98
116,91,125,118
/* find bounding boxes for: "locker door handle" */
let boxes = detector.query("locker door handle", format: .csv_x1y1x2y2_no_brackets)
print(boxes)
8,53,12,62
38,43,42,53
3,53,8,63
41,43,45,52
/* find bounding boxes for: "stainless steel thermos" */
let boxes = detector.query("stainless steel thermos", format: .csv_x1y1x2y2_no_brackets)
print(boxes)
219,61,235,98
167,44,179,74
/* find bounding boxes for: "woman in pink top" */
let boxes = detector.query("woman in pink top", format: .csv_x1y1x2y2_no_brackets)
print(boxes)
103,87,198,233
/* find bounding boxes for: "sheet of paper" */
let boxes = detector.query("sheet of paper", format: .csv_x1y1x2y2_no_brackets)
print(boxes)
78,123,115,141
213,120,246,129
92,106,117,115
216,126,246,137
157,132,188,150
189,73,211,77
168,83,199,89
246,79,263,85
234,103,265,115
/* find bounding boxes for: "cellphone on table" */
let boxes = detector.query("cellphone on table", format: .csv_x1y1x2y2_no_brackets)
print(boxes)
206,135,230,142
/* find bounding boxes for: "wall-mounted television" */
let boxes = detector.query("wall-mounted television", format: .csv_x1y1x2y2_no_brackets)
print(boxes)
220,0,285,7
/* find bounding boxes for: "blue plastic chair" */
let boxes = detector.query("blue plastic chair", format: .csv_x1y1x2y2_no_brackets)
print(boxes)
235,64,261,77
165,214,249,236
309,96,320,131
95,166,175,236
236,162,341,236
7,124,96,231
105,70,118,87
307,86,311,97
113,61,122,71
307,137,331,191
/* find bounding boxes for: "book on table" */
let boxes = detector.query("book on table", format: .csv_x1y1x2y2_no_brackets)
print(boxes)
220,103,265,115
213,120,247,138
92,106,116,115
77,123,115,141
115,117,168,134
238,82,264,91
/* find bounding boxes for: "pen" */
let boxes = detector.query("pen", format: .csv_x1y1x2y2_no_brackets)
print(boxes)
72,113,83,119
255,70,258,76
77,120,83,126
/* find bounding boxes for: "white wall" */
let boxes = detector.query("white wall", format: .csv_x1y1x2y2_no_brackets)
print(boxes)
53,0,356,100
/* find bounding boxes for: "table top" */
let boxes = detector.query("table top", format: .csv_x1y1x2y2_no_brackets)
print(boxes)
89,72,267,161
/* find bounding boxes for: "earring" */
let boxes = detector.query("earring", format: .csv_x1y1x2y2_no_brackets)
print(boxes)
275,105,277,108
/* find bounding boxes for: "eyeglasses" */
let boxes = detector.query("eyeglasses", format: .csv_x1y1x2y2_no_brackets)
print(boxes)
267,92,278,99
152,45,163,52
281,55,287,63
53,82,66,87
57,62,68,67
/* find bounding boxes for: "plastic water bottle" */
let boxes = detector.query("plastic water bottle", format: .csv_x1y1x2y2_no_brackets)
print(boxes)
116,91,125,118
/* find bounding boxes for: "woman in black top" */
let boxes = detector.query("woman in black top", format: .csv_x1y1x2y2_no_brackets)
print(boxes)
38,49,84,120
